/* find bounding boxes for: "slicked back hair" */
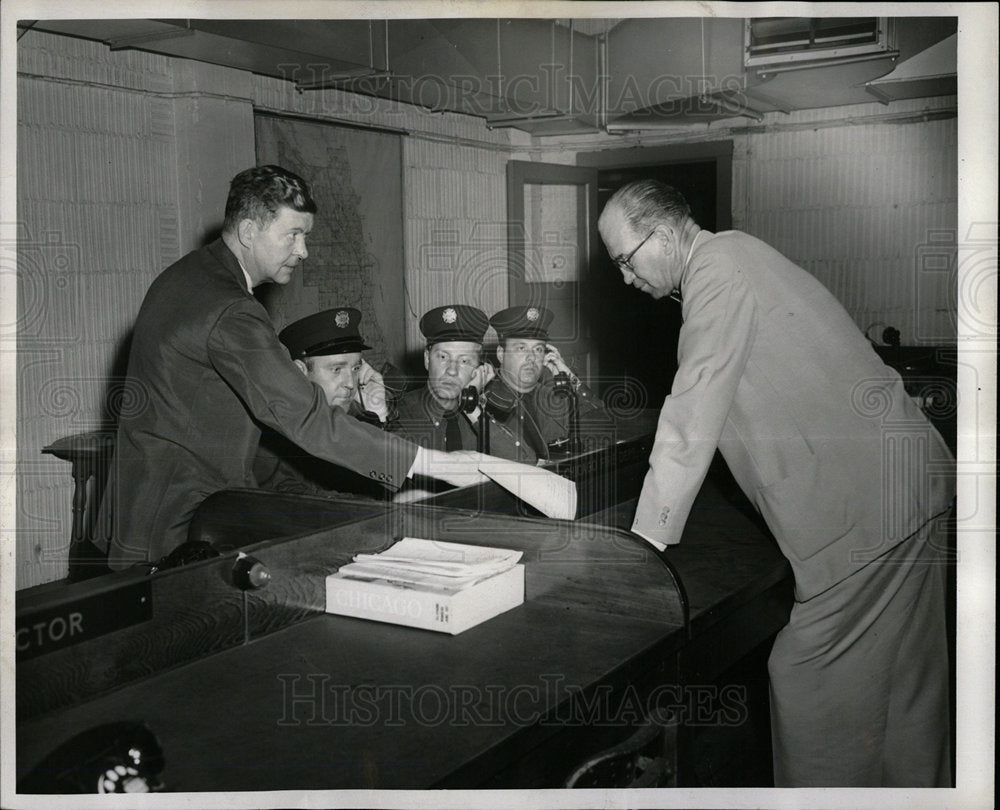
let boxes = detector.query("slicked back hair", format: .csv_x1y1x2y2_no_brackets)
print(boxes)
606,179,692,234
223,165,317,233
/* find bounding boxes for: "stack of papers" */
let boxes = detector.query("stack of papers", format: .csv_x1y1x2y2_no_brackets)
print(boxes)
327,538,526,634
336,537,523,592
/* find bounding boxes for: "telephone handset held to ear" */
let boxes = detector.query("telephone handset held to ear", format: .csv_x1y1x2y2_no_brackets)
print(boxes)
459,362,496,453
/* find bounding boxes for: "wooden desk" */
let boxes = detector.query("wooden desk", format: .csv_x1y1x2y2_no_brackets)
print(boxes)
37,410,659,571
17,474,791,792
181,409,660,547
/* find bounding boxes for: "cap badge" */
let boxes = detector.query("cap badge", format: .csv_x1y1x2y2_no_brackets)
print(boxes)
335,310,351,328
526,307,539,322
442,307,457,324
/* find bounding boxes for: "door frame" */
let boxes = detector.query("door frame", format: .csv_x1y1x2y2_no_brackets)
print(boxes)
506,160,600,299
506,160,600,376
576,141,734,231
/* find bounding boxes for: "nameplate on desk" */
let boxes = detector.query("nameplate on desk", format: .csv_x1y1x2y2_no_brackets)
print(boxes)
16,580,153,661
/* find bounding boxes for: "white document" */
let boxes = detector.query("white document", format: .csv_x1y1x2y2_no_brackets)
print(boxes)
341,538,523,590
476,457,577,520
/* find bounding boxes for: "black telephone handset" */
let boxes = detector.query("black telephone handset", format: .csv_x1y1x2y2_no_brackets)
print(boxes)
459,385,480,414
459,384,493,453
18,721,165,793
551,371,573,393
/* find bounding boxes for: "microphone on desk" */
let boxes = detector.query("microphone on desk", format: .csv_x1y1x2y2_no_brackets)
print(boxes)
551,373,581,453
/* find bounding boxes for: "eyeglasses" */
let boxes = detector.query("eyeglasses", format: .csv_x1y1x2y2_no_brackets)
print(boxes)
611,228,656,272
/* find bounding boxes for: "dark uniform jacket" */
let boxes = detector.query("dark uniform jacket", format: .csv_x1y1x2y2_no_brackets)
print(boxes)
96,239,417,568
485,368,614,464
388,386,479,452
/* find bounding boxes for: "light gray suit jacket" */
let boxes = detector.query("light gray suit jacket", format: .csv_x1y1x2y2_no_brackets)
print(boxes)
634,230,954,600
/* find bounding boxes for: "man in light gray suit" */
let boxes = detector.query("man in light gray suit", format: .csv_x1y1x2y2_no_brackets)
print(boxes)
598,180,954,787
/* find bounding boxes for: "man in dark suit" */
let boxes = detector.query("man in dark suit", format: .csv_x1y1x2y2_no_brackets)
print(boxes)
254,307,387,498
97,165,485,568
485,306,611,464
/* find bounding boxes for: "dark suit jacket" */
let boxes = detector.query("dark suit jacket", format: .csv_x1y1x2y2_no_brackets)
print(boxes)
97,239,417,568
253,403,387,499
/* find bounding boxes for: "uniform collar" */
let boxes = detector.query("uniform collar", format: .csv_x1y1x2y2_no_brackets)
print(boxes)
420,386,463,420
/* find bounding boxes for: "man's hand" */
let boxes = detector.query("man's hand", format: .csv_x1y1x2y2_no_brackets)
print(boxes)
410,448,489,488
469,362,496,392
356,359,389,421
544,344,578,384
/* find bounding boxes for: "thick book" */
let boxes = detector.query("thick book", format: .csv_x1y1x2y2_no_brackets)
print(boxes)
325,539,525,635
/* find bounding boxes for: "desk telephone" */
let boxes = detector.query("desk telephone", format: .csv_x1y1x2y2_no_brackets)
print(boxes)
18,721,165,793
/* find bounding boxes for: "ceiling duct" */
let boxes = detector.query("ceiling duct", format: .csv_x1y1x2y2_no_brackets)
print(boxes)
604,18,774,131
19,16,958,135
864,33,956,103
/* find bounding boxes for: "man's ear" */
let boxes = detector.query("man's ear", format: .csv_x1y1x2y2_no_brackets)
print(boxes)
293,359,309,377
423,348,430,371
654,224,678,258
236,218,256,249
496,345,504,364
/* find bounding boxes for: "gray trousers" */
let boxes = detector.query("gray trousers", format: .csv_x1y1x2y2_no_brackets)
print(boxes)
769,516,952,786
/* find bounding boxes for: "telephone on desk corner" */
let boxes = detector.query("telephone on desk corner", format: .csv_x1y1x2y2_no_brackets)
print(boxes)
18,721,165,793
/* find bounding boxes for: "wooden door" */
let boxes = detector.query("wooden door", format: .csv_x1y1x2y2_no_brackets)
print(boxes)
506,161,600,382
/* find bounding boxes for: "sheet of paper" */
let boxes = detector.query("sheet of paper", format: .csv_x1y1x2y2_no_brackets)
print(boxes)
477,457,577,520
340,538,523,591
353,538,521,576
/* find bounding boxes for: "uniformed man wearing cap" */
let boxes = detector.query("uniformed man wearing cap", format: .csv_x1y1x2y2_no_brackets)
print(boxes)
278,307,387,421
485,305,611,464
388,305,495,453
254,307,389,497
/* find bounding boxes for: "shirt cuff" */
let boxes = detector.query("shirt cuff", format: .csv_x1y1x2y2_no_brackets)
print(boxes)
630,526,668,552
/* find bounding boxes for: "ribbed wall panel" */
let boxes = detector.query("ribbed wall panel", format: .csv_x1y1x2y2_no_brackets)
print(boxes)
17,42,180,588
403,138,509,353
19,30,174,92
737,115,957,344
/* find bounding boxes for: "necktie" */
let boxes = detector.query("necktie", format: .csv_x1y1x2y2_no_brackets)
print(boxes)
444,412,464,451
